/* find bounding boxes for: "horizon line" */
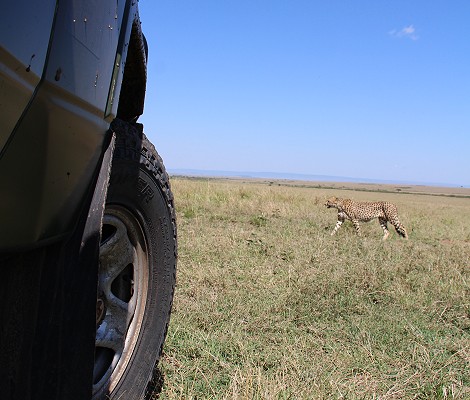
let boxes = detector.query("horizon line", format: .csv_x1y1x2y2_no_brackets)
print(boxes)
168,168,469,189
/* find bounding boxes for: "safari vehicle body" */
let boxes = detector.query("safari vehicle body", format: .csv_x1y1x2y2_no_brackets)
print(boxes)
0,0,141,249
0,1,177,399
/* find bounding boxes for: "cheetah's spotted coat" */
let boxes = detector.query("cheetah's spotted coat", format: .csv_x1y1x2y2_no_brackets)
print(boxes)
325,196,408,240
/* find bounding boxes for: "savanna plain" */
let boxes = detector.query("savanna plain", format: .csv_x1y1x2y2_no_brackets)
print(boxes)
150,177,469,399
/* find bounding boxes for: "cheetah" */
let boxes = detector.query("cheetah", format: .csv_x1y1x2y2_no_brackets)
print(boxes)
325,196,408,240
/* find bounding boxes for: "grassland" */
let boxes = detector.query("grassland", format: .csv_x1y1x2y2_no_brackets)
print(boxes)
150,177,469,399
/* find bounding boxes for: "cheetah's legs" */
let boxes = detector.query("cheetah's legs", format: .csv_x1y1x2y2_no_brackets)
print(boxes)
331,220,342,235
379,217,390,240
384,205,409,240
331,212,346,236
352,219,361,236
393,222,408,239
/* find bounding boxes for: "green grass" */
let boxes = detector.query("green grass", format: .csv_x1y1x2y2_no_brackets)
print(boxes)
152,178,469,399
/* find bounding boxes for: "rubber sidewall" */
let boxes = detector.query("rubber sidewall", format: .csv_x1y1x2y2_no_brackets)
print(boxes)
94,133,176,400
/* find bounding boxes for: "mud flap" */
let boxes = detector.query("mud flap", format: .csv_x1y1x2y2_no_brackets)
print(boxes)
0,132,115,400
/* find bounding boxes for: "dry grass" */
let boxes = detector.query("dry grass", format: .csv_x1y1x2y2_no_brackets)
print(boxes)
152,177,470,399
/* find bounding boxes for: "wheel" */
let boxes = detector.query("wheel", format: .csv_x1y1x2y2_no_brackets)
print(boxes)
92,121,177,399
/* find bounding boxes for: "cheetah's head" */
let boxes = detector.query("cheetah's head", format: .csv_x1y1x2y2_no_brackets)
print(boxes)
325,196,341,209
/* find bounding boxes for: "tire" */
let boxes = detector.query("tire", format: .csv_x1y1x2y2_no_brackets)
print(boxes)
92,121,177,400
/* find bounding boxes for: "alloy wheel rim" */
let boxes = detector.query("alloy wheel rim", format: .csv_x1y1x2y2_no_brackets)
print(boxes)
93,205,149,395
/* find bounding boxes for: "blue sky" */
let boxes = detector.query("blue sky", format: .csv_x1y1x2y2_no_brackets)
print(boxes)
138,1,470,186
